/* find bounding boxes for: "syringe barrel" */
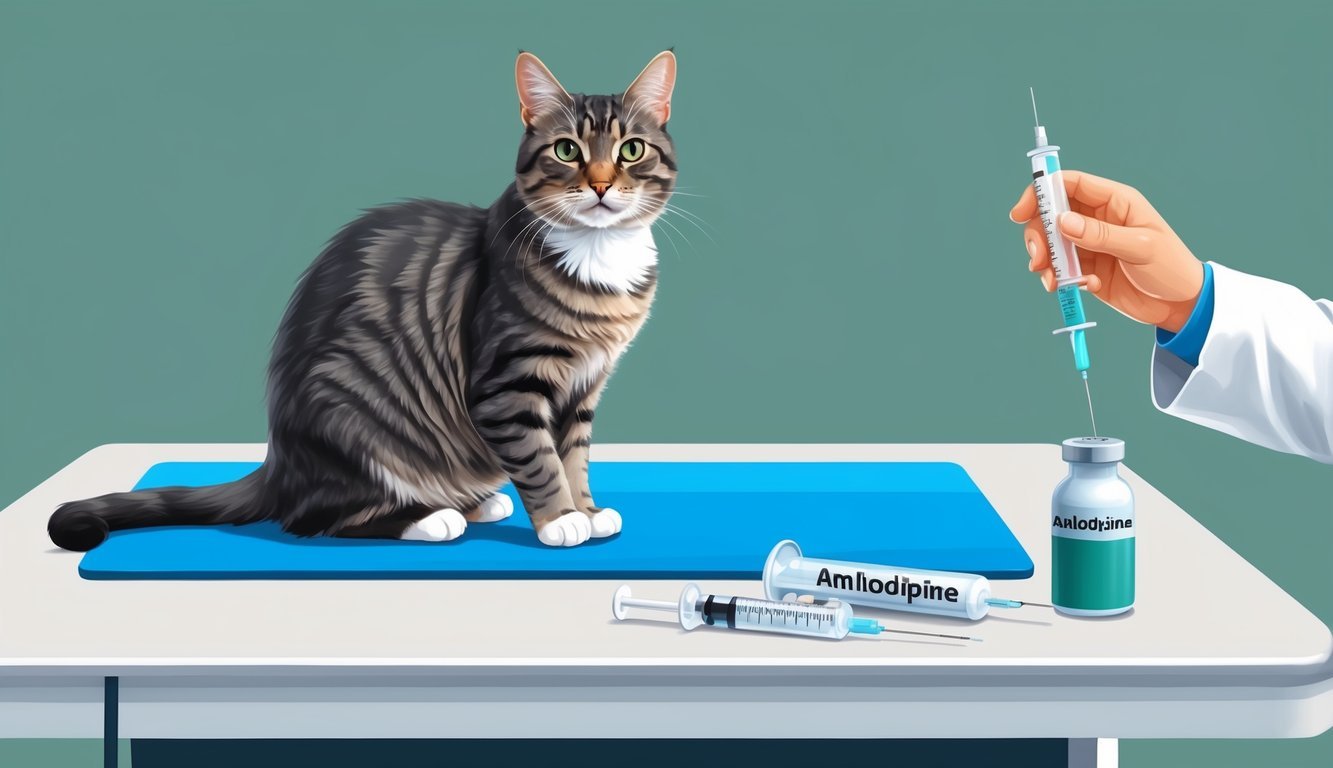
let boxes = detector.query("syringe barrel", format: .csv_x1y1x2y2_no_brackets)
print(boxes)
1028,145,1084,290
1029,143,1093,372
763,540,992,620
695,591,852,639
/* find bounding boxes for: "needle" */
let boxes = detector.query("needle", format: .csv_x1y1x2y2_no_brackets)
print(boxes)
882,628,982,642
1030,86,1040,126
1082,373,1098,437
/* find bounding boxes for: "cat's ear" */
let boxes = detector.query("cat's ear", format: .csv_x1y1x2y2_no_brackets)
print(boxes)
515,52,572,127
623,50,676,125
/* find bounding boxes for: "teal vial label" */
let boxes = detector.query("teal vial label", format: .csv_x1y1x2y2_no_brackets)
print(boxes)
1052,507,1135,612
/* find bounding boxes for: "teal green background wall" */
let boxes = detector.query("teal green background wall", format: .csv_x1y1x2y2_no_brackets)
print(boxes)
2,0,1330,765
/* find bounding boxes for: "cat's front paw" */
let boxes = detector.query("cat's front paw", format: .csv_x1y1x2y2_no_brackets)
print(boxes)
401,508,467,542
537,511,592,547
586,507,622,539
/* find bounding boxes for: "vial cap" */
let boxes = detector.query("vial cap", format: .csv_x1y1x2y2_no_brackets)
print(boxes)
1061,436,1125,464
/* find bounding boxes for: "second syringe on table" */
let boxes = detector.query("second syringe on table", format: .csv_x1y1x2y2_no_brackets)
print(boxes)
763,540,1050,620
613,583,980,641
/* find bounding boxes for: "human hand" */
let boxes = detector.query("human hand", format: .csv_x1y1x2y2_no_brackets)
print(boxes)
1009,171,1205,333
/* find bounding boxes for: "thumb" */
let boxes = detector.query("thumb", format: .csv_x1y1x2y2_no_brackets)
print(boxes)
1059,212,1158,265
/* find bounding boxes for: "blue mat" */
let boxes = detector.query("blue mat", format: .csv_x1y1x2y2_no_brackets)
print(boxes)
77,461,1034,580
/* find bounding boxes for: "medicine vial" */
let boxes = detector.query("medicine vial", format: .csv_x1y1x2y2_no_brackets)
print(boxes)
1051,437,1135,616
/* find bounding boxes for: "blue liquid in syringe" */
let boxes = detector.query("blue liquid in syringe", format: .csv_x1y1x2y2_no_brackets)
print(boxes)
1058,284,1091,371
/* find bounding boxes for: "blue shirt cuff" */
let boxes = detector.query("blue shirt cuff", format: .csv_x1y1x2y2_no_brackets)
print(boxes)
1155,262,1214,367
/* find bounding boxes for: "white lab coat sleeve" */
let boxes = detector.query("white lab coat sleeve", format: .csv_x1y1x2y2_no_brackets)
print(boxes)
1151,262,1333,464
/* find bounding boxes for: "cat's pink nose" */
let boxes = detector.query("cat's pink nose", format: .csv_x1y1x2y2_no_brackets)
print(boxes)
590,181,611,198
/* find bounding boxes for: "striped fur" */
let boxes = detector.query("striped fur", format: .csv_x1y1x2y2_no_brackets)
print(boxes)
48,51,677,551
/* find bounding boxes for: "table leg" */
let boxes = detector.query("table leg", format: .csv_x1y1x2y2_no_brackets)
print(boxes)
104,677,118,768
1068,738,1118,767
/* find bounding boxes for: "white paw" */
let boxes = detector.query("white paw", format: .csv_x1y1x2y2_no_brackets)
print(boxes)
589,508,622,538
401,508,467,542
537,513,592,547
473,493,514,523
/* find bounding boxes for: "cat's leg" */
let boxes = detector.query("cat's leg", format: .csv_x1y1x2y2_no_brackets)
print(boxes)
471,391,590,547
555,377,621,539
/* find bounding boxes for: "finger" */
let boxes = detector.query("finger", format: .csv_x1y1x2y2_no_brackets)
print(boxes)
1080,252,1109,283
1079,253,1116,298
1009,185,1037,223
1024,219,1049,271
1062,170,1159,227
1059,211,1159,265
1060,170,1140,210
1040,268,1056,292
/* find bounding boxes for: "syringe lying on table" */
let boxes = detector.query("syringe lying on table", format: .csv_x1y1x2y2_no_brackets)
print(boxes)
612,583,980,642
1028,87,1098,435
764,540,1051,621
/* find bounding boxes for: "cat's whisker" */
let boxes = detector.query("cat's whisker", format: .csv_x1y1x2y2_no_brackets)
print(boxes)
641,197,715,232
537,215,565,259
523,199,590,290
653,214,697,254
509,204,558,254
506,202,560,270
629,206,685,260
531,203,572,254
516,206,557,253
660,215,715,249
637,197,712,227
636,191,701,207
489,195,559,248
634,195,716,246
496,199,566,269
518,199,577,279
655,226,683,261
648,183,707,195
627,208,680,260
658,207,717,244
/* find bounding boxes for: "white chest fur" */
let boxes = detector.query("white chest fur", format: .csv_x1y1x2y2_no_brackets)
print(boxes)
546,225,658,292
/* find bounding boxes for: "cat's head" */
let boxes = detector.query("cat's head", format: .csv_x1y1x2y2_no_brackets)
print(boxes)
513,51,677,230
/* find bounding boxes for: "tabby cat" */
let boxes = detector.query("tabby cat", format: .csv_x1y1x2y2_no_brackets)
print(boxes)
49,50,677,551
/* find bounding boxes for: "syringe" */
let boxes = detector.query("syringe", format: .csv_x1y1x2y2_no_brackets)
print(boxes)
612,583,980,642
763,540,1052,621
1027,88,1099,433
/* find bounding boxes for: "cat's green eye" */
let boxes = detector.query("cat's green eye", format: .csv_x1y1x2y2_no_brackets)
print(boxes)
553,139,581,163
618,139,645,163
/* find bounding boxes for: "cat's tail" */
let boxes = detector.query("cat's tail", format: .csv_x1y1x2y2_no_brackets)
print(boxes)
48,469,269,551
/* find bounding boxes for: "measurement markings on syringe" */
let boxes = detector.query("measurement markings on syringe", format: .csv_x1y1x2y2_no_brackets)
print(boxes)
1032,177,1069,280
735,599,836,630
